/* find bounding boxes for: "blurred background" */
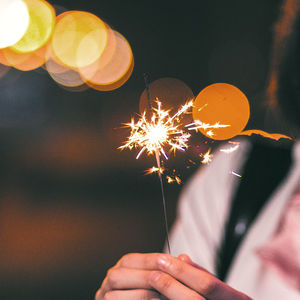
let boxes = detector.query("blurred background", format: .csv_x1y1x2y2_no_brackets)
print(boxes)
0,0,285,299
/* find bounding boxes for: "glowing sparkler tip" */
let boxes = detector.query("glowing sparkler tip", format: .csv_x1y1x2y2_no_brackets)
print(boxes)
120,99,192,160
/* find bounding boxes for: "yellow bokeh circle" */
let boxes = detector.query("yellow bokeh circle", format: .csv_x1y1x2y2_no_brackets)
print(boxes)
51,11,108,69
10,0,55,53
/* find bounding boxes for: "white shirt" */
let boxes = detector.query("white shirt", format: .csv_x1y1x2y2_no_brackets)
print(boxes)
169,139,300,299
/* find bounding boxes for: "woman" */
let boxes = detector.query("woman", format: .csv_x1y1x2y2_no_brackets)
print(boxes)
96,0,300,298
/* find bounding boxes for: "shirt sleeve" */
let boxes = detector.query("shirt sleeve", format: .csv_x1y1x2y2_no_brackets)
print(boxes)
168,140,250,274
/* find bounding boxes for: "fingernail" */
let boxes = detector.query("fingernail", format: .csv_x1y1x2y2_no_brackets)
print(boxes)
158,256,170,269
150,271,161,282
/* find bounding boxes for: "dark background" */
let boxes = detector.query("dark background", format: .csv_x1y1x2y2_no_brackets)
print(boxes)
0,0,284,299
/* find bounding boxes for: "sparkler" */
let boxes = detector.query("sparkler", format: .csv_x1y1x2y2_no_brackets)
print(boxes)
119,75,194,253
120,78,233,253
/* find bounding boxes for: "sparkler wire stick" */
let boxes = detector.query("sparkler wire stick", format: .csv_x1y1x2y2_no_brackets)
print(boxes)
143,73,171,254
143,73,153,116
155,151,171,254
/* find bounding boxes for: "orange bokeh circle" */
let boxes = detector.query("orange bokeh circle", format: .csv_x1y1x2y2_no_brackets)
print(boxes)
192,83,250,140
1,45,46,70
87,56,134,91
81,30,133,91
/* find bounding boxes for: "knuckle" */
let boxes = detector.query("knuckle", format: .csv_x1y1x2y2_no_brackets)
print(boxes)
103,291,119,300
119,253,130,265
157,274,172,291
168,259,181,274
156,253,181,274
201,277,218,297
119,252,136,266
156,253,167,262
94,289,101,300
106,268,119,288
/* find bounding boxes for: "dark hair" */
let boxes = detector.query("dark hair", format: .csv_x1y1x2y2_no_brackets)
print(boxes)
267,0,300,133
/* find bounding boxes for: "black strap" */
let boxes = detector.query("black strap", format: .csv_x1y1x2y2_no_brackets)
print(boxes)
216,139,293,281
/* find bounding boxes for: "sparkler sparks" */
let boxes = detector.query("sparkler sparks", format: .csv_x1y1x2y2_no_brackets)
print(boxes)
145,166,164,175
120,99,193,160
186,120,230,132
166,175,182,184
231,171,242,177
201,148,213,164
220,144,240,153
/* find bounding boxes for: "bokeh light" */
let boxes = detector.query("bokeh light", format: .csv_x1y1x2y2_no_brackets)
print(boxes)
87,57,134,92
0,0,29,49
51,11,108,69
0,46,46,70
78,25,117,82
10,0,55,53
45,42,88,90
0,3,134,92
49,67,85,88
192,83,250,140
139,77,194,123
81,31,133,91
16,44,47,71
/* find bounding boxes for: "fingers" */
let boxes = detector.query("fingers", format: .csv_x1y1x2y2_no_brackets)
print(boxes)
118,252,166,270
105,267,153,290
98,267,154,299
95,288,163,300
149,271,205,300
153,255,252,300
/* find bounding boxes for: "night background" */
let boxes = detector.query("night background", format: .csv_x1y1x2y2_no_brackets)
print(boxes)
0,0,286,299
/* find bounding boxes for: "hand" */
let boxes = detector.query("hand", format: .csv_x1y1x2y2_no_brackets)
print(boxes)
95,252,252,300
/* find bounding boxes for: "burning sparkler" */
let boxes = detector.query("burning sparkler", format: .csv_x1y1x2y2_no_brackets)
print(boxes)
119,99,193,160
119,74,195,253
